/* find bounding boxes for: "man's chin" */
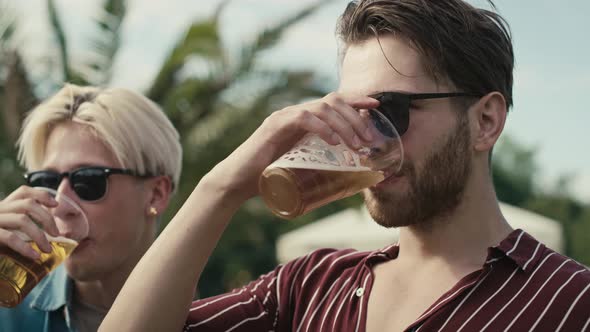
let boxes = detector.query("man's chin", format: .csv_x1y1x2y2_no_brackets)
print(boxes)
363,190,416,228
64,252,99,281
64,261,92,281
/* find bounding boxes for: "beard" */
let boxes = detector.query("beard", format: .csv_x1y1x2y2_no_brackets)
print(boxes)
363,112,472,229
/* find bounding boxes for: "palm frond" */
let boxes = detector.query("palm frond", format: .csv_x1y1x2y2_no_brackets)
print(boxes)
47,0,72,82
85,0,126,84
1,51,36,142
147,3,225,103
235,0,331,76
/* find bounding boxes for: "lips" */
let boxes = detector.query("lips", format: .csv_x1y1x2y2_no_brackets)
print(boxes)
374,168,403,188
74,238,91,252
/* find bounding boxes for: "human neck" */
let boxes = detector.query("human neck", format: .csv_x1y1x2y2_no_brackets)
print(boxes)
73,230,155,310
396,174,513,270
73,274,126,311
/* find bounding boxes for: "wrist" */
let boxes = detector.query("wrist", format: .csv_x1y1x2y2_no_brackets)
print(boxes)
197,170,250,210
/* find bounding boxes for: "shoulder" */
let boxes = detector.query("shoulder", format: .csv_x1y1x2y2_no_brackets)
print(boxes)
0,265,70,331
538,246,590,283
279,247,370,282
274,247,372,303
0,292,43,331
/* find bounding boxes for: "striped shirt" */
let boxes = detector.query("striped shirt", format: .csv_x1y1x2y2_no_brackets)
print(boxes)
184,229,590,331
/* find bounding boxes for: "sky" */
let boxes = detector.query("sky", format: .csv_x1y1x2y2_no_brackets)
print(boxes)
10,0,590,202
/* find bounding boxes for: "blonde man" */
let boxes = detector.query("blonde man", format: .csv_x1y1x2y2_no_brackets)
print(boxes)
102,0,589,331
0,83,182,332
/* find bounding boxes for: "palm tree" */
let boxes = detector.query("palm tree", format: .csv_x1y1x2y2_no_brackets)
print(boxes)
0,0,333,294
145,0,336,296
0,2,36,197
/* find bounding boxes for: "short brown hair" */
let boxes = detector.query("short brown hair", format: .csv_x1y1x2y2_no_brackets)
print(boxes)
337,0,514,110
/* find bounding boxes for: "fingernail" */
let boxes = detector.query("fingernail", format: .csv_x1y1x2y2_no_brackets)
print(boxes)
43,242,52,253
352,135,361,148
330,132,340,144
29,249,40,260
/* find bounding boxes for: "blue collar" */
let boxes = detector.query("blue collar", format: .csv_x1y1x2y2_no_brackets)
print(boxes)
29,264,73,312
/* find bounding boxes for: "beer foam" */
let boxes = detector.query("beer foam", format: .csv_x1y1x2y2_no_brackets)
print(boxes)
275,142,371,171
45,235,78,246
271,159,373,172
13,231,78,246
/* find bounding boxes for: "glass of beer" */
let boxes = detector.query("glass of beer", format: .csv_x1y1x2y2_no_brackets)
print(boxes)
0,187,88,307
259,109,403,219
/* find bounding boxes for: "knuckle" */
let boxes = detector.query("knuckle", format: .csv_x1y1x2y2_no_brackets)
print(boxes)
324,92,340,102
5,232,20,245
18,214,31,224
296,110,313,125
320,122,332,132
317,102,332,113
263,111,283,127
346,123,356,134
23,198,35,206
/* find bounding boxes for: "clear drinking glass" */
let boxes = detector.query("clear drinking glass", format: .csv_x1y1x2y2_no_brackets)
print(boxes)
0,187,88,307
259,109,403,219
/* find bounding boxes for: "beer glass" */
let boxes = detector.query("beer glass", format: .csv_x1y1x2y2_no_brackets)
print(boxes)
0,187,88,307
259,109,403,219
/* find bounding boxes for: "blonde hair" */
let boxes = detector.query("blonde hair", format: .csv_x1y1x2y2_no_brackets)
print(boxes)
17,83,182,192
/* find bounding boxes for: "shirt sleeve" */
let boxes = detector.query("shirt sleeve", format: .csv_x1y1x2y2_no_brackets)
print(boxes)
183,248,351,332
183,268,281,332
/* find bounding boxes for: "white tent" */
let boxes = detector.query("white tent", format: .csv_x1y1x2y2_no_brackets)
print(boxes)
276,202,564,264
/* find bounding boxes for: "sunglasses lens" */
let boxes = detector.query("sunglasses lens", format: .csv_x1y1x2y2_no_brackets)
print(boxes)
27,172,61,189
368,109,396,138
71,168,107,201
377,94,410,136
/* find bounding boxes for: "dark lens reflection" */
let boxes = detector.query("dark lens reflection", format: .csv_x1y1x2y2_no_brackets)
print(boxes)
369,109,396,138
71,168,107,201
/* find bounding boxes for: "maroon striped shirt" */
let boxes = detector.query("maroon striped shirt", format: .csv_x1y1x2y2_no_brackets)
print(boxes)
184,229,590,331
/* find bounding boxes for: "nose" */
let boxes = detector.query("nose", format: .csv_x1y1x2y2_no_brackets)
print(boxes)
52,180,88,241
54,179,81,220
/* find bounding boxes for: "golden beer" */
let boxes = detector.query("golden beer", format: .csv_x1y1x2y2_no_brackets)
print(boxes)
0,236,77,307
259,166,384,219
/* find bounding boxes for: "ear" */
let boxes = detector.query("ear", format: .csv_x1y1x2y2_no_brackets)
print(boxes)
471,92,507,153
144,175,173,219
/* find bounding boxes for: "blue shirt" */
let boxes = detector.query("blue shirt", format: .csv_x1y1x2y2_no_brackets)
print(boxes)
0,265,76,332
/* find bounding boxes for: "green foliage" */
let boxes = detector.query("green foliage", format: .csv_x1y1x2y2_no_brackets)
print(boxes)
1,0,587,300
46,0,126,86
493,136,590,266
492,136,538,206
148,1,333,295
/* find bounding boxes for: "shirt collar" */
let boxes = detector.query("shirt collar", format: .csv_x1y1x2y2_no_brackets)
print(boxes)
487,229,545,272
366,242,399,265
367,229,544,273
29,264,74,312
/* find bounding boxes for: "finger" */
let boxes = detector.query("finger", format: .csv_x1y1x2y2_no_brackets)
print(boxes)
327,97,374,141
310,101,361,149
1,185,58,208
18,215,53,253
27,187,59,208
23,199,59,237
0,199,59,237
0,213,53,253
0,228,41,260
338,94,380,110
291,110,341,146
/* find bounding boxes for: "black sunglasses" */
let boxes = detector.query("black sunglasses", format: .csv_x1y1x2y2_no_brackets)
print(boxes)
370,92,482,136
24,167,151,201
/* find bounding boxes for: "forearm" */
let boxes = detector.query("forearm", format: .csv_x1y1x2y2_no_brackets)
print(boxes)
100,174,242,332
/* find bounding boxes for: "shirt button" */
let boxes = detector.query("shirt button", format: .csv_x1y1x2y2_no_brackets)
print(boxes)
356,287,365,297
